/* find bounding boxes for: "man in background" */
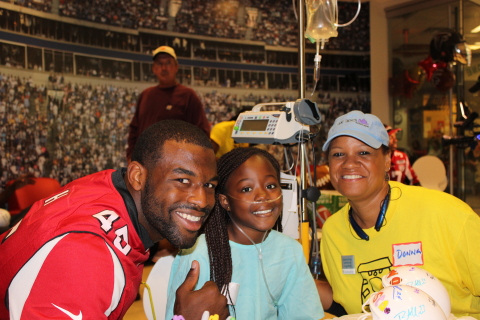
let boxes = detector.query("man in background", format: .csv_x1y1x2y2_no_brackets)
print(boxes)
384,124,420,185
127,46,210,161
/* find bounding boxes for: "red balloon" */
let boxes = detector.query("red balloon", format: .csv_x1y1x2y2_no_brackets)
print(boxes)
403,69,420,98
418,55,447,81
389,69,420,98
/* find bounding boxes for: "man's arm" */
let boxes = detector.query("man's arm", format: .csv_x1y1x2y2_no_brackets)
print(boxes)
8,233,130,319
185,90,211,136
174,260,229,319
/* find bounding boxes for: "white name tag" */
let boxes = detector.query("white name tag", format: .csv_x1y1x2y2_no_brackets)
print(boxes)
392,242,424,267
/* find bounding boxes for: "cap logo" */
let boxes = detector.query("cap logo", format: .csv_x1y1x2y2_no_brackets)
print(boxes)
342,118,369,128
358,118,369,126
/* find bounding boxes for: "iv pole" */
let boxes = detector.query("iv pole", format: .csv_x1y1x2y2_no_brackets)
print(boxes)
296,0,362,261
297,0,311,261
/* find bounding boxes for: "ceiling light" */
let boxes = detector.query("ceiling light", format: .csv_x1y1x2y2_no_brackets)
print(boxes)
467,42,480,50
471,25,480,33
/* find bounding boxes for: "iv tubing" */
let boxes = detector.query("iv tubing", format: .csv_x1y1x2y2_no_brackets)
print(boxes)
225,194,283,204
318,0,361,30
229,218,277,306
311,41,322,96
335,0,361,27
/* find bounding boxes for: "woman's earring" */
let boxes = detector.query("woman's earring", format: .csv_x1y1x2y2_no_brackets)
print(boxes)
385,172,390,182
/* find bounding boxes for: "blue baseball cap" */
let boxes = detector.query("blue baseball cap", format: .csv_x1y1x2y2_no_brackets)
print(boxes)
322,110,389,151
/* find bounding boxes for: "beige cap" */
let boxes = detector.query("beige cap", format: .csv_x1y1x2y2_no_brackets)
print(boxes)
152,46,177,61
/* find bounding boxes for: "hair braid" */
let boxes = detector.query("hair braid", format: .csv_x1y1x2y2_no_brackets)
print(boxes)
204,147,282,294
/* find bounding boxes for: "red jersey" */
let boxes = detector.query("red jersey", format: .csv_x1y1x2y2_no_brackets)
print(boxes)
389,150,420,185
0,169,152,319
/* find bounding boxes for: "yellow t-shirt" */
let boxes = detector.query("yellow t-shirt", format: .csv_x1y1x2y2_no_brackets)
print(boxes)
210,120,248,158
320,181,480,318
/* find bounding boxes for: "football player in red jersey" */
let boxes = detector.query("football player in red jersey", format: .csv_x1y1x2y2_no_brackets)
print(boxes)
0,120,228,320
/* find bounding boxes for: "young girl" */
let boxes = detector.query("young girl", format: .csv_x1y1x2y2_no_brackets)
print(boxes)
166,147,323,319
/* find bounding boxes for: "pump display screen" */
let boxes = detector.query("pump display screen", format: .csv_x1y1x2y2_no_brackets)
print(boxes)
240,119,269,131
232,107,309,144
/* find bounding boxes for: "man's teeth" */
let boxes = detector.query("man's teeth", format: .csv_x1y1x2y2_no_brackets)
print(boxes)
343,175,362,179
253,209,273,215
178,212,201,222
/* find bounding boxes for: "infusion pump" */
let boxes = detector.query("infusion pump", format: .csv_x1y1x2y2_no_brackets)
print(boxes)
231,101,313,145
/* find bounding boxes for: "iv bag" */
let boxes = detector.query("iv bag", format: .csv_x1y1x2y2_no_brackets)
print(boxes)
305,0,338,42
